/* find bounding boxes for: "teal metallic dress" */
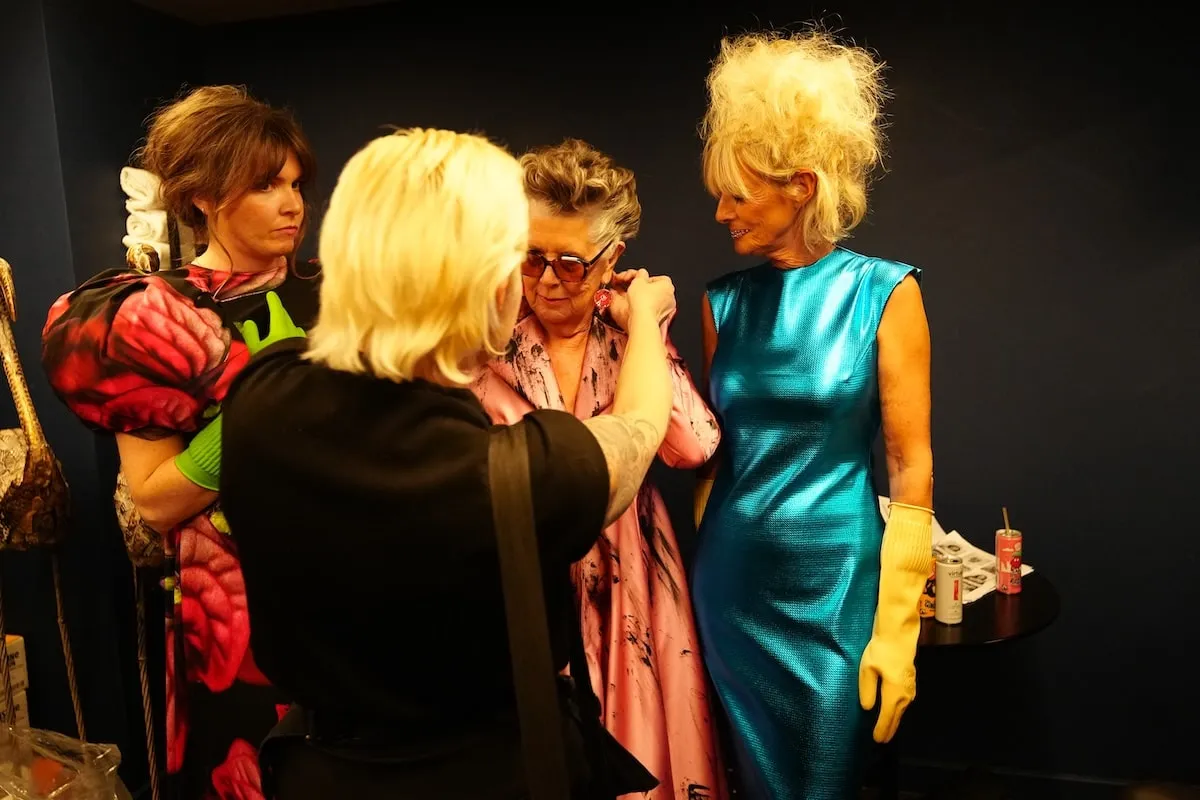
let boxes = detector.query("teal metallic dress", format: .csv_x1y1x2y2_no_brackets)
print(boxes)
693,247,919,799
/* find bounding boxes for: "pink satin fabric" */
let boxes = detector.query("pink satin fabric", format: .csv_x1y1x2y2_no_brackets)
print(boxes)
472,312,727,800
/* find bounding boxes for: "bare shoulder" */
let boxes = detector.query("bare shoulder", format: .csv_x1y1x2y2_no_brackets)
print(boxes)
886,273,924,310
879,274,928,340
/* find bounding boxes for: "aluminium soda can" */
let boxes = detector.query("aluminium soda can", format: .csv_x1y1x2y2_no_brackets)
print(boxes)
918,552,936,618
934,554,963,625
996,528,1023,594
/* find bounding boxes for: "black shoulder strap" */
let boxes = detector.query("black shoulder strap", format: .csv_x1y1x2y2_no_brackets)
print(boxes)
488,424,572,800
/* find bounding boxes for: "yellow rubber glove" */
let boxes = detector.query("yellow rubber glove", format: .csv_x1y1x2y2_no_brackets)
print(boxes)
693,478,714,530
858,502,933,743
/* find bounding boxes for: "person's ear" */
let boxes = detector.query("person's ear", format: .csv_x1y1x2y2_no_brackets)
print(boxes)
787,171,818,206
602,241,627,282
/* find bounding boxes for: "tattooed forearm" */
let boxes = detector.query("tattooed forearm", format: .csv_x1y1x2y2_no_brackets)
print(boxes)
583,414,663,526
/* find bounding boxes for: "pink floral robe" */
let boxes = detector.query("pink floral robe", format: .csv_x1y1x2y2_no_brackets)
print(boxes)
472,311,727,800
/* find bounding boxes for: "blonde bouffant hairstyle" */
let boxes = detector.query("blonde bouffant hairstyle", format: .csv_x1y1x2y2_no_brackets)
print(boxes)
700,29,888,250
520,138,641,247
306,128,527,386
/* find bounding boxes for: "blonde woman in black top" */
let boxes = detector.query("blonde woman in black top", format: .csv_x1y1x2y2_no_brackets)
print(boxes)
220,127,678,799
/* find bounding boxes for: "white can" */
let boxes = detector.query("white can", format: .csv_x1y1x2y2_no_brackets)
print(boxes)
934,555,963,625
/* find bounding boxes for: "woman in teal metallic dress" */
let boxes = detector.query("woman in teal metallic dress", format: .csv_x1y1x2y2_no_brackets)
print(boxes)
690,30,936,800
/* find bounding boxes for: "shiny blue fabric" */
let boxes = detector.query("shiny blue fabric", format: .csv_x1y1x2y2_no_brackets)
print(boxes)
693,247,919,800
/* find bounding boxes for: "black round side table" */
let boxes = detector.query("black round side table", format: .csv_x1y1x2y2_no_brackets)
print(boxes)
874,572,1061,799
919,571,1060,647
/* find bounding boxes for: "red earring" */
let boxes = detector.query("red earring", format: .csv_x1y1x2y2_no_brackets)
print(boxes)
594,288,612,314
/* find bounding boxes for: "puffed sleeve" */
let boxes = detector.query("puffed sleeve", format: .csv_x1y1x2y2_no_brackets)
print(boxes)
40,269,245,439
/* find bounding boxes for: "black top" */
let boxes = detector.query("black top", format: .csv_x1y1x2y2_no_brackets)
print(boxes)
220,339,609,734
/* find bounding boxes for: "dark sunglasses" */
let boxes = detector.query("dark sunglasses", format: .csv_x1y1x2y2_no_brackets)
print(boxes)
521,241,614,284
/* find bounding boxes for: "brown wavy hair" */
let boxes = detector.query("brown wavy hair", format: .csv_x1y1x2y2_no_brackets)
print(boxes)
136,85,316,247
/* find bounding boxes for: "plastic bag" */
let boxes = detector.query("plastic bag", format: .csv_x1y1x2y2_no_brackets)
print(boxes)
0,725,120,799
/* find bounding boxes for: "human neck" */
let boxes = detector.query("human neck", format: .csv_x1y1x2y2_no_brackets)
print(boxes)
767,233,834,270
192,242,285,273
540,315,593,347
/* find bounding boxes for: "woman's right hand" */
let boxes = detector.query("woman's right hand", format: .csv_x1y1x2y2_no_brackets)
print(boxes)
620,269,677,327
584,268,677,526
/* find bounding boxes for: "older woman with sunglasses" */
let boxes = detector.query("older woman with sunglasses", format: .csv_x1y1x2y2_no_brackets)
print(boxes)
471,138,727,800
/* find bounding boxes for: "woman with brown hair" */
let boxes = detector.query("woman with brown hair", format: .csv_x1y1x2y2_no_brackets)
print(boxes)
40,84,320,799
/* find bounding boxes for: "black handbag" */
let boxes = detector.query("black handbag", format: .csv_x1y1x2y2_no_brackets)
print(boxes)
488,424,657,800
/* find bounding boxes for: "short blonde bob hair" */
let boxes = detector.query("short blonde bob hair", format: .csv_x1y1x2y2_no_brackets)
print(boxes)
700,29,887,250
306,128,527,385
520,138,640,247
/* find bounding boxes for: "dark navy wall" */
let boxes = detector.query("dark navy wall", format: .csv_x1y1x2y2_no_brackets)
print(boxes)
0,0,1194,793
199,4,1199,786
